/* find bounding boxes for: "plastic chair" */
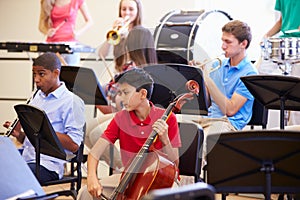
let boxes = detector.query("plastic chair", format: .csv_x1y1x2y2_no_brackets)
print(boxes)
178,122,204,183
248,98,268,129
41,140,85,199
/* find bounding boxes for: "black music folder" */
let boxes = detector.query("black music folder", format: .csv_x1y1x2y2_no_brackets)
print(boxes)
60,66,108,106
144,63,209,115
0,136,45,199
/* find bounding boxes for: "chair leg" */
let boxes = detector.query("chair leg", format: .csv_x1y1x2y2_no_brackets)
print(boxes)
109,144,114,175
222,193,228,200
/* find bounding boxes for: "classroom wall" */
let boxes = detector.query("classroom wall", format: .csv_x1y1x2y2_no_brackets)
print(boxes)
0,0,277,58
0,0,280,133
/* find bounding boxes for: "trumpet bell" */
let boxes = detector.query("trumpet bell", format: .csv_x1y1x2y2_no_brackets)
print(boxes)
106,30,121,45
106,16,131,45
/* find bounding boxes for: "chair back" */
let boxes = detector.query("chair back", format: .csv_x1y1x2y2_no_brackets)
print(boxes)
248,99,268,129
178,122,204,182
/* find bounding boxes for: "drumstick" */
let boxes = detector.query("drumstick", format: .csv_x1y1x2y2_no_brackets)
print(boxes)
54,19,67,32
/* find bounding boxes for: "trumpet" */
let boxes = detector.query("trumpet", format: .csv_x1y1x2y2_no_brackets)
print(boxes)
193,54,224,73
106,16,131,45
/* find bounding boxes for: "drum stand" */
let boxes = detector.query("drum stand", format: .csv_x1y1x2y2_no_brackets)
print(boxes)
276,61,292,75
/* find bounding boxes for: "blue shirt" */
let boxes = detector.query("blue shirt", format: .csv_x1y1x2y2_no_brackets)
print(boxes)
22,82,85,178
208,56,258,130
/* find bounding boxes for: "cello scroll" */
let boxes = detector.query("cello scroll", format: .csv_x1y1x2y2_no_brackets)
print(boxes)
172,80,200,113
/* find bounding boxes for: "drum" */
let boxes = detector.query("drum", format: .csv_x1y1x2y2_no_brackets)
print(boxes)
284,37,299,60
261,37,300,62
153,9,232,64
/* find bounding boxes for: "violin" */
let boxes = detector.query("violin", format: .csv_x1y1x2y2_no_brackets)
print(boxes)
102,80,199,200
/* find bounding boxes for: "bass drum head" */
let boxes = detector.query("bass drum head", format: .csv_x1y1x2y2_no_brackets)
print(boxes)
193,10,232,62
154,10,232,64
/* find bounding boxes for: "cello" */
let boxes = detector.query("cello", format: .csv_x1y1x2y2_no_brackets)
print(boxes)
102,80,200,200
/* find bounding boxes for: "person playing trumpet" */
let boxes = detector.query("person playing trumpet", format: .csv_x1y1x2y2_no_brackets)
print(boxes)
96,0,144,115
86,25,158,172
90,1,147,168
98,0,143,73
190,20,258,169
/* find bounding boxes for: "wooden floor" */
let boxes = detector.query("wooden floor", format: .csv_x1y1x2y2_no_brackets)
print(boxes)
43,178,278,200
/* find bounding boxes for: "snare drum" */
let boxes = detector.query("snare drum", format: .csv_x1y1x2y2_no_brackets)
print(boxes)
262,37,300,61
284,37,299,60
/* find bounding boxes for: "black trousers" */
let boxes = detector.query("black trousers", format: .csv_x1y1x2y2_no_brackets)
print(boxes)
28,163,59,184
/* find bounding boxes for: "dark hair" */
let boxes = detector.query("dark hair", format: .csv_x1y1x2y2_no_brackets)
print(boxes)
222,20,252,49
114,0,143,72
113,39,127,72
115,68,154,99
125,26,157,67
32,52,61,71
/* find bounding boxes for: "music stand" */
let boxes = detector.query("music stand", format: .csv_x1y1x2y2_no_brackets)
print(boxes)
206,130,300,200
241,75,300,129
144,63,209,115
14,104,66,181
60,66,108,106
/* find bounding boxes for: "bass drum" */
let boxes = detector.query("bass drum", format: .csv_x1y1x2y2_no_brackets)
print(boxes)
154,9,232,64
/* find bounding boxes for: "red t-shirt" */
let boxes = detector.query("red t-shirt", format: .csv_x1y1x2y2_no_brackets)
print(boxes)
47,0,84,42
102,102,181,167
